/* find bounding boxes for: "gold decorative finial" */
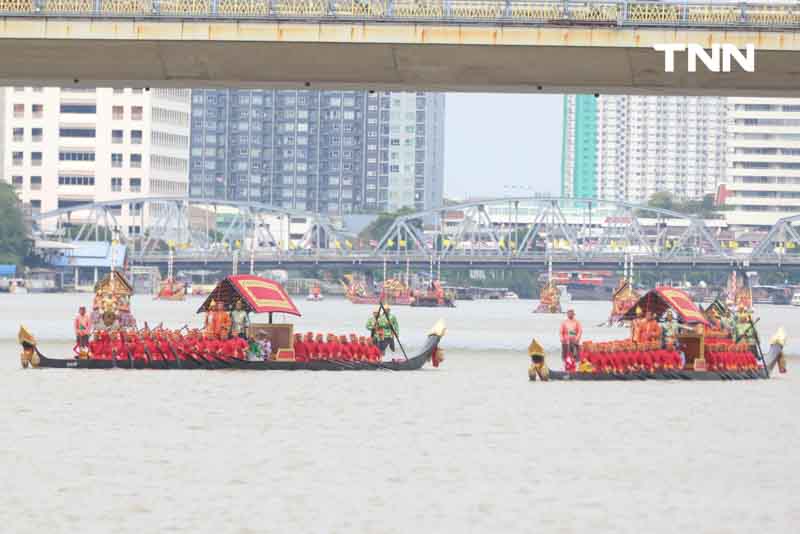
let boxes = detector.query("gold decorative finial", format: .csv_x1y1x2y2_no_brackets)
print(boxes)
430,319,447,338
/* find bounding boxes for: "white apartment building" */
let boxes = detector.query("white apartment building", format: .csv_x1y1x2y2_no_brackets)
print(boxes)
722,97,800,228
564,95,728,204
1,87,190,236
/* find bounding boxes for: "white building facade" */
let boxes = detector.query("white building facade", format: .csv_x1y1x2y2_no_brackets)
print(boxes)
722,97,800,228
563,95,728,204
1,87,190,235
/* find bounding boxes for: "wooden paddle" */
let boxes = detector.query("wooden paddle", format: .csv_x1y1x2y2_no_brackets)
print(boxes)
378,301,408,361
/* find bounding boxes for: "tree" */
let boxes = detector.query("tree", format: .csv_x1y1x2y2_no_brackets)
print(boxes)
358,207,418,243
0,182,29,266
648,191,675,212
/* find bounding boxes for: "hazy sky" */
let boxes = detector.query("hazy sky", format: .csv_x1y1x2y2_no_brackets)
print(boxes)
443,93,563,200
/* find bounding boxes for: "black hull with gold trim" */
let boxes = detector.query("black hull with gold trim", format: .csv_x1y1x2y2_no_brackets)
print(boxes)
21,333,443,372
532,341,786,382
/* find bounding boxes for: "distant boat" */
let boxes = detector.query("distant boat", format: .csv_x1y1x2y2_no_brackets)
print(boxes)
503,291,519,300
792,292,800,307
307,285,324,301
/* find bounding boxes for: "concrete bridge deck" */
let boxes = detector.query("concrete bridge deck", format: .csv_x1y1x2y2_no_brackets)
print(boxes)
1,1,800,94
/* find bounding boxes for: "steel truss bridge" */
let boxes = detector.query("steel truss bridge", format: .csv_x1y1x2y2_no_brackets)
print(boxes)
31,196,800,273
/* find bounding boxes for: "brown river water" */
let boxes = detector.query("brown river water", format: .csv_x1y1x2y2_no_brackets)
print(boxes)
1,293,798,533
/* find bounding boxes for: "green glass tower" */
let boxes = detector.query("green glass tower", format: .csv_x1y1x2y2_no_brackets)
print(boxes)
561,95,598,199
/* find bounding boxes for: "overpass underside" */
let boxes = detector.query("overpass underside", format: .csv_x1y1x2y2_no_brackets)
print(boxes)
1,16,800,95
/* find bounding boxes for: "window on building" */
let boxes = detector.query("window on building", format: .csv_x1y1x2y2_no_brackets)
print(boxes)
129,178,142,193
58,175,94,186
111,177,123,192
59,151,95,161
30,175,42,190
31,152,42,166
112,105,124,120
131,130,142,144
111,130,123,144
13,103,24,118
12,128,23,142
32,104,43,118
131,106,143,120
111,153,123,168
31,128,42,142
60,128,95,138
60,103,96,114
11,176,23,189
12,152,23,165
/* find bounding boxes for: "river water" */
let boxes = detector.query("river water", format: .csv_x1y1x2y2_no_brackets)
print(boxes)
1,294,798,533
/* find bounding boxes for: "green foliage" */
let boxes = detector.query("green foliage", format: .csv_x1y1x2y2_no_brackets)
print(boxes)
358,207,418,243
646,192,724,219
0,182,29,267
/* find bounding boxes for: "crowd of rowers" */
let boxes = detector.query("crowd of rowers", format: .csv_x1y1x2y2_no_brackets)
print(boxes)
81,329,384,363
560,308,759,374
74,299,396,364
576,339,758,374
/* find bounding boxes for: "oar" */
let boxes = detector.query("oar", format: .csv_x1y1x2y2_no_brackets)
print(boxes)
165,343,183,369
378,301,408,361
743,317,769,378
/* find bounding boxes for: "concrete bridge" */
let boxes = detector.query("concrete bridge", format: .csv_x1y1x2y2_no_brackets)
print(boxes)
1,0,800,95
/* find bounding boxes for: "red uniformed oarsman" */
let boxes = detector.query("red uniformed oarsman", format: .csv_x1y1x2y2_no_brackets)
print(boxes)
315,334,328,360
293,333,308,362
88,331,106,360
365,337,381,363
305,332,318,360
326,333,340,360
126,331,145,362
338,335,352,361
349,334,361,361
110,331,127,363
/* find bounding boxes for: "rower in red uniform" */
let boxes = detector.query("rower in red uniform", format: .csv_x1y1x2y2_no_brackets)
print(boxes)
365,337,381,363
127,331,146,363
326,333,341,360
348,334,361,361
338,335,352,361
157,331,176,361
89,331,109,360
305,333,318,360
220,335,237,360
315,334,329,360
293,333,308,362
142,330,159,362
110,331,128,364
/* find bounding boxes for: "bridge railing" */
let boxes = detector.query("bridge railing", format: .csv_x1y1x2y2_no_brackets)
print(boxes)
2,0,800,29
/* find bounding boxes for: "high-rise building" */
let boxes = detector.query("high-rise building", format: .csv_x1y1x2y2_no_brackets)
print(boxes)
188,89,445,214
561,95,597,199
1,87,191,235
721,98,800,228
562,95,728,204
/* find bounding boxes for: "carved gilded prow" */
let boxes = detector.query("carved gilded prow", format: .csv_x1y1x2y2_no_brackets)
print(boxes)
18,325,40,368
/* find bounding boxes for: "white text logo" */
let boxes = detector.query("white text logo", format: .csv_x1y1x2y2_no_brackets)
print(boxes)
653,44,755,73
